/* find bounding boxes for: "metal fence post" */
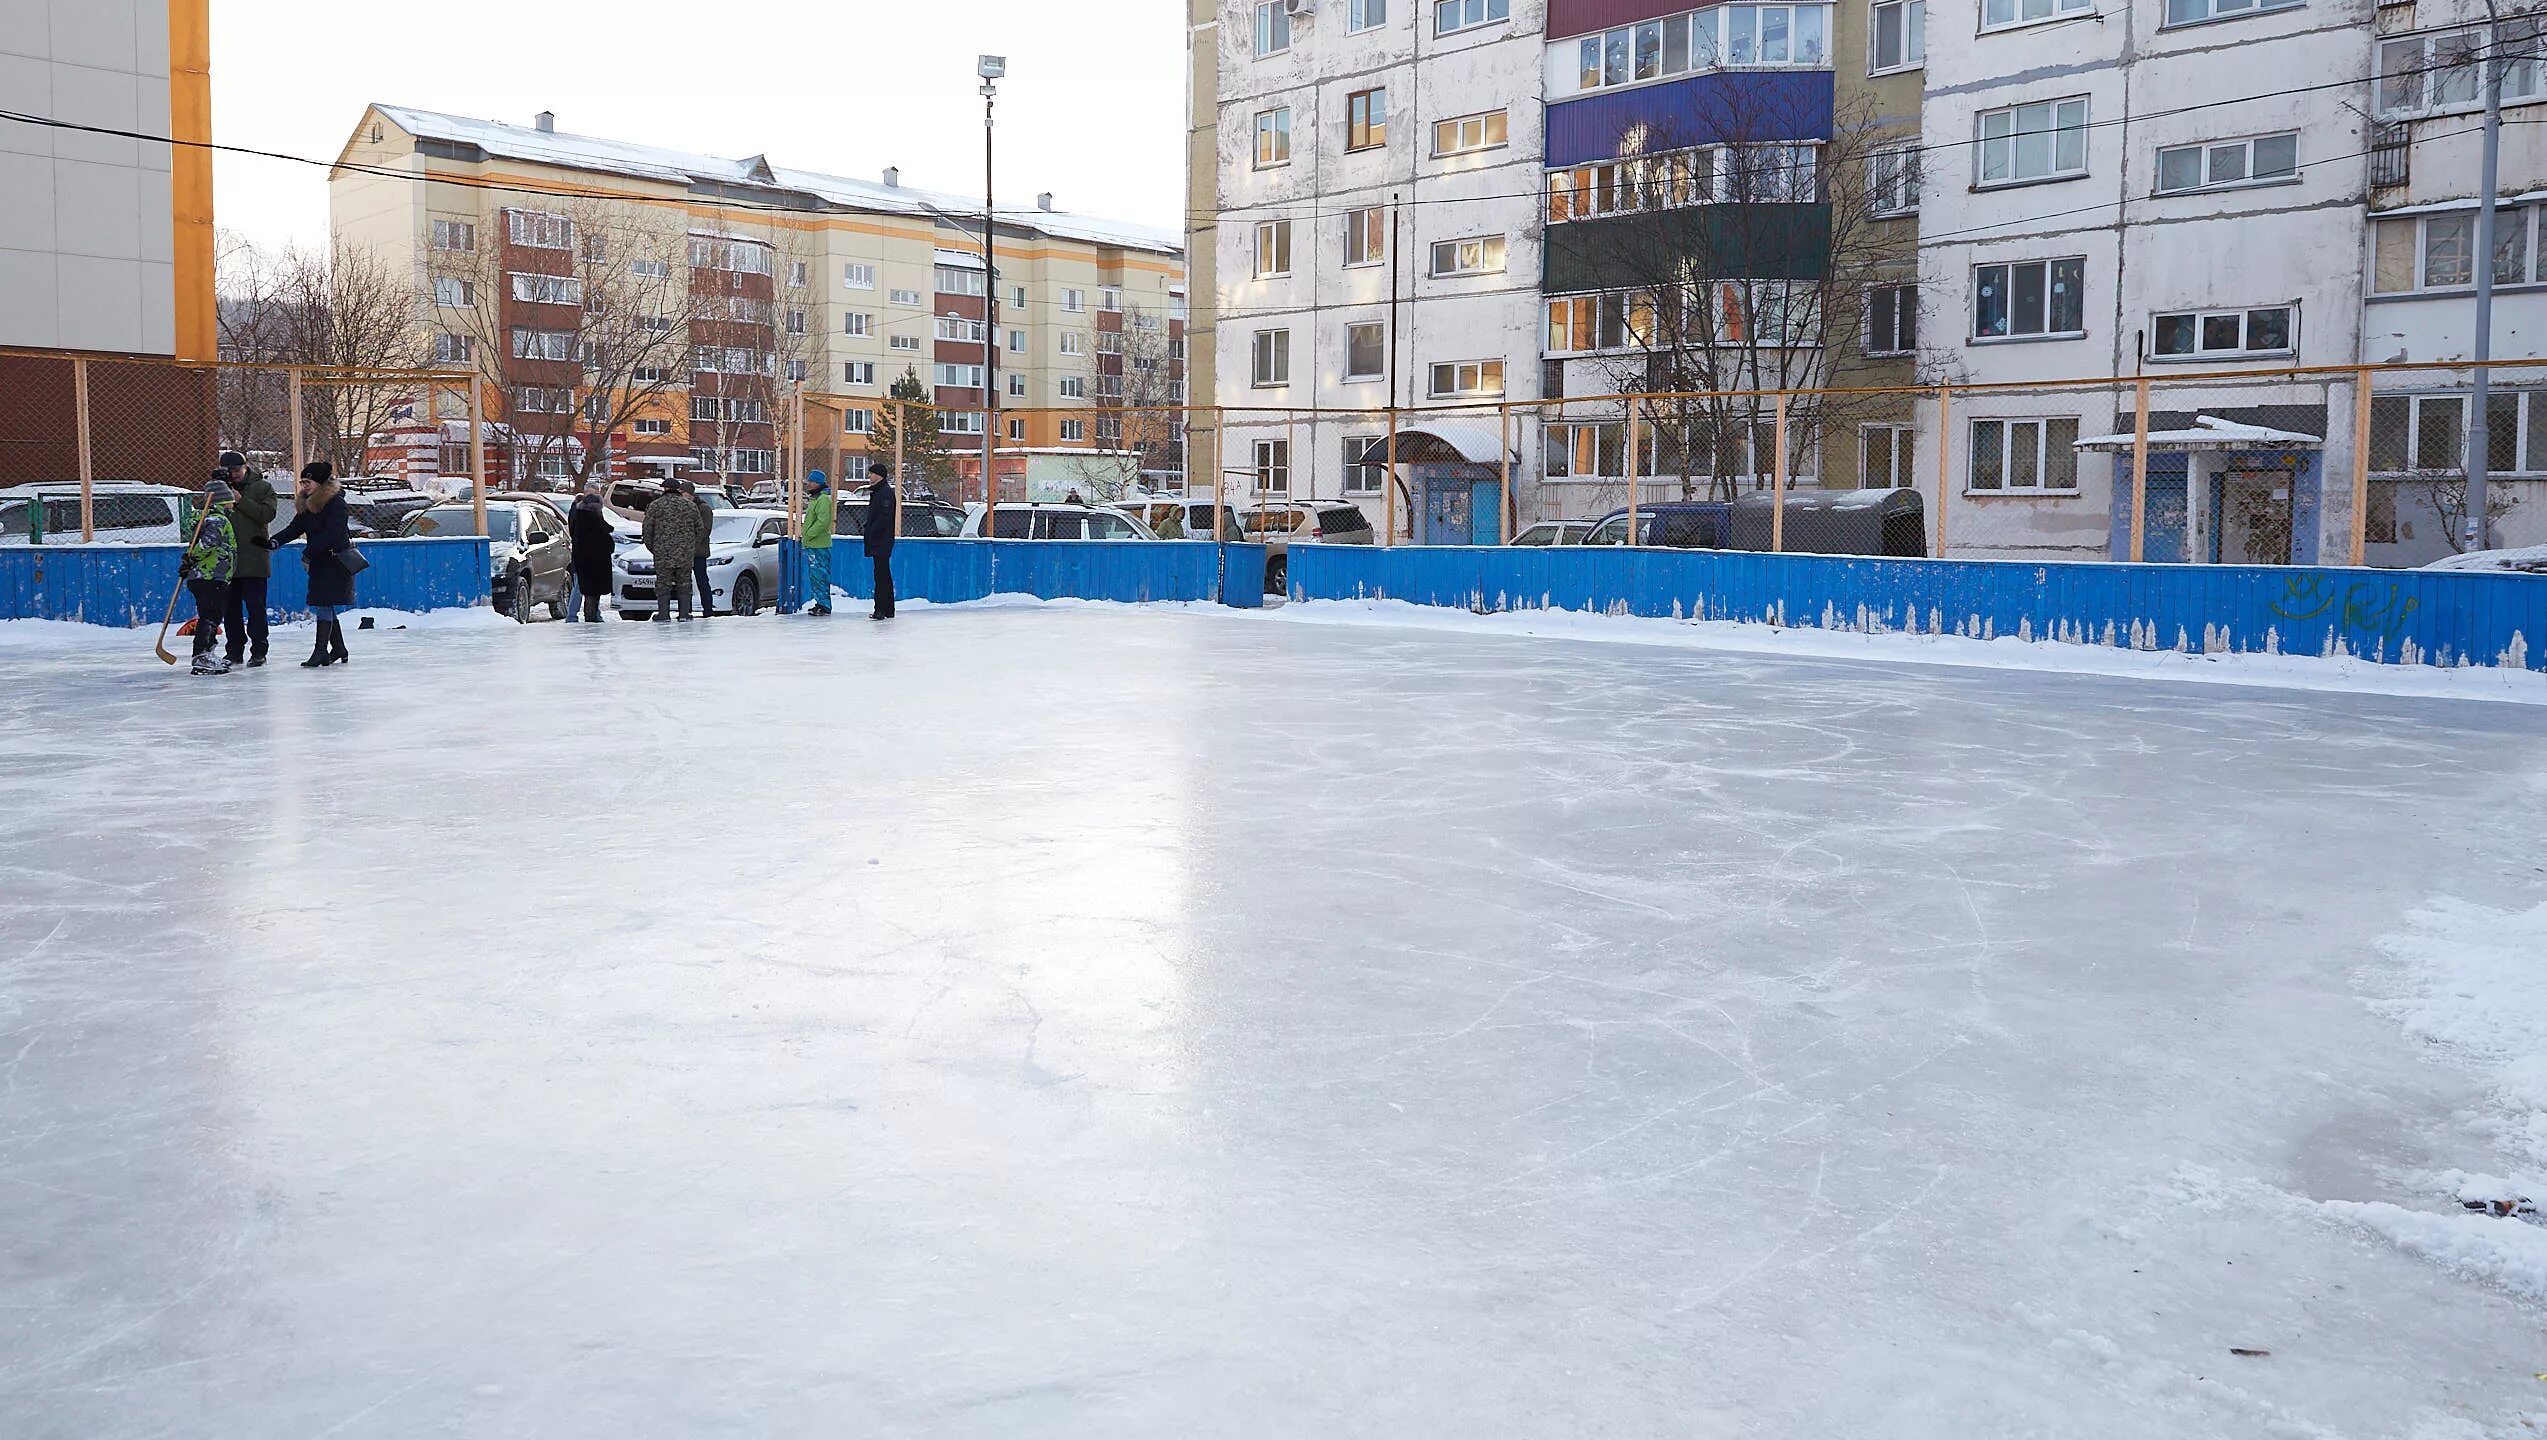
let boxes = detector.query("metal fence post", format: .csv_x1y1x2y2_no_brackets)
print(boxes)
288,367,306,482
1210,406,1227,543
2130,377,2151,564
1934,383,1952,559
1770,392,1789,555
2351,367,2374,567
467,380,488,539
1498,401,1513,545
1383,404,1399,547
1626,397,1642,546
787,388,805,534
72,357,94,542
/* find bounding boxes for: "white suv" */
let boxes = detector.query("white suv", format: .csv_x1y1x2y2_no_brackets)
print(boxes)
960,503,1158,540
1242,500,1375,591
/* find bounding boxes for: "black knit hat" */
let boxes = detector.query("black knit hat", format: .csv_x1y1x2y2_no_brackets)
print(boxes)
217,450,246,471
300,461,333,483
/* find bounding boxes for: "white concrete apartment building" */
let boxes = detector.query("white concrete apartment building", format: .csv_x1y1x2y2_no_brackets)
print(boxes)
1208,0,1549,526
2361,0,2547,562
1916,0,2374,563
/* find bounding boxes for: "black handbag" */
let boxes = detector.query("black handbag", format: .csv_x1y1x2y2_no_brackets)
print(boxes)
337,546,371,576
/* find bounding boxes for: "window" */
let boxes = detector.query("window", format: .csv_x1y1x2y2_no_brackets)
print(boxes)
1871,0,1924,70
842,263,876,289
1255,0,1292,55
789,262,809,288
844,312,874,337
1972,258,2086,339
1867,282,1917,354
1008,374,1026,398
512,385,572,414
1429,236,1507,276
935,265,987,297
1346,207,1388,266
634,418,671,436
511,329,575,362
1967,417,2081,491
1060,376,1087,399
2165,0,2301,25
1252,329,1291,387
786,360,809,382
580,235,609,264
1256,108,1293,167
1343,436,1385,494
1435,0,1508,34
1008,328,1027,352
2369,208,2547,294
786,309,807,336
1980,0,2091,29
936,363,986,390
1095,331,1127,355
1869,144,1920,216
1543,422,1630,480
2377,29,2544,115
633,365,671,384
433,277,474,308
1708,280,1822,347
631,257,672,280
509,272,583,305
1429,359,1505,397
1063,288,1088,312
690,395,769,424
1011,285,1028,308
2150,305,2294,358
1255,219,1294,278
2153,133,2297,195
1060,331,1086,355
845,361,876,385
688,237,774,275
1352,0,1388,29
1433,110,1508,156
1346,321,1386,379
1100,287,1124,312
431,219,475,253
1061,418,1088,442
2364,392,2547,473
1348,89,1389,150
935,316,987,343
1978,98,2089,185
1545,142,1815,220
1862,425,1914,488
1254,439,1291,495
433,333,473,364
507,210,572,249
842,408,874,434
889,286,923,306
1008,418,1026,442
1571,5,1831,92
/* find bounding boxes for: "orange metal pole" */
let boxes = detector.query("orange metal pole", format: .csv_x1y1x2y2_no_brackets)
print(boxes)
1933,383,1951,559
1770,392,1789,554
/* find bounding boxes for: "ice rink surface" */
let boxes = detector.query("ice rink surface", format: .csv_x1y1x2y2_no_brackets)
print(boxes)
5,604,2547,1438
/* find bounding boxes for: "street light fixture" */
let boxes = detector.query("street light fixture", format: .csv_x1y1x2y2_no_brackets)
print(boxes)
979,55,1005,513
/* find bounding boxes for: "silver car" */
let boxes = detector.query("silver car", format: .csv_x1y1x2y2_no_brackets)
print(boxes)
613,507,790,618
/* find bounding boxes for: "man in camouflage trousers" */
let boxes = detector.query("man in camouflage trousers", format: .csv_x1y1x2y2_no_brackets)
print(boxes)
641,480,706,622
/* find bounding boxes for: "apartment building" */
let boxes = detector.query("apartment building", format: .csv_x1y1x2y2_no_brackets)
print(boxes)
329,106,1183,490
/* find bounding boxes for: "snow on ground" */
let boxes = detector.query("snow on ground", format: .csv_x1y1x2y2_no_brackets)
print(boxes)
4,601,2547,1437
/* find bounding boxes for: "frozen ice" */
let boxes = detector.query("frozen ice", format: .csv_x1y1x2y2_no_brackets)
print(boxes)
5,602,2547,1437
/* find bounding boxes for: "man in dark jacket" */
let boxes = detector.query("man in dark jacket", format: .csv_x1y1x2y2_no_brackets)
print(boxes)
567,482,616,623
689,481,719,618
218,451,277,666
863,463,897,621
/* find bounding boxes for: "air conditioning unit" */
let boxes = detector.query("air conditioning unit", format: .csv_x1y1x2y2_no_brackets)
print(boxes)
1284,0,1314,16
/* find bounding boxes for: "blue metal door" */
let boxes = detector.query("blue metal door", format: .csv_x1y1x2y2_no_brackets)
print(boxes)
1423,480,1469,545
2143,459,2190,564
1468,479,1502,545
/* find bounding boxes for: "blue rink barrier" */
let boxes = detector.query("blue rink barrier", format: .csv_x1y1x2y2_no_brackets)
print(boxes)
0,538,492,627
1287,546,2547,671
777,539,1269,612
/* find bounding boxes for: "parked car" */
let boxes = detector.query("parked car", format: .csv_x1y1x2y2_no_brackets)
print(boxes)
1580,491,1927,558
0,481,192,545
1511,519,1595,547
738,480,783,508
339,485,436,539
1243,500,1376,592
2423,544,2547,574
613,507,789,618
1582,502,1733,550
402,499,573,619
841,493,967,539
1117,496,1248,540
608,479,737,516
960,502,1158,539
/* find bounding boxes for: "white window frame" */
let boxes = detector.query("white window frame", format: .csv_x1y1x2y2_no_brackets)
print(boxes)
432,332,472,365
1434,0,1510,35
2153,132,2299,195
1252,329,1292,387
843,312,874,338
1861,424,1915,488
1344,435,1385,494
1350,0,1388,31
1063,288,1088,312
633,418,671,436
1345,321,1387,380
889,287,924,307
934,316,987,343
432,276,474,308
1976,97,2089,187
1870,0,1925,72
1060,376,1088,399
1253,438,1292,496
935,363,986,391
510,328,575,362
1432,110,1509,157
1254,0,1292,56
1569,5,1834,94
2164,0,2303,28
1061,418,1088,442
1254,219,1294,278
1979,0,2092,32
2368,208,2547,295
2362,391,2547,475
1060,331,1086,356
1428,359,1506,398
1869,143,1921,216
1428,235,1507,277
1345,207,1388,267
509,272,584,306
1255,108,1294,168
1866,282,1917,355
2148,305,2296,360
1966,416,2082,493
845,361,877,386
1970,257,2088,341
843,263,877,289
2375,28,2545,116
843,408,874,434
889,335,923,352
506,209,573,249
429,219,475,253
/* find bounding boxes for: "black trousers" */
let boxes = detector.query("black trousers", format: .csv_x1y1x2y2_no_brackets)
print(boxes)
188,579,229,658
871,553,895,618
224,574,268,659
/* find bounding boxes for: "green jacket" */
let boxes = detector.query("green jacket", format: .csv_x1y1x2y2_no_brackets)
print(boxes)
802,489,835,548
229,473,278,578
182,508,237,585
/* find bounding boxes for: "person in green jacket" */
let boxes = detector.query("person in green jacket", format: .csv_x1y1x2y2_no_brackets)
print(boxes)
182,480,239,676
800,470,835,616
217,451,277,666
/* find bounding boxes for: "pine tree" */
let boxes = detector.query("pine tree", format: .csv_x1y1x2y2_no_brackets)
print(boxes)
867,366,955,496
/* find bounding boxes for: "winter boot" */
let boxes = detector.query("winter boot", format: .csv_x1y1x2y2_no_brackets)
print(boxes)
327,620,349,666
191,653,231,676
300,625,332,668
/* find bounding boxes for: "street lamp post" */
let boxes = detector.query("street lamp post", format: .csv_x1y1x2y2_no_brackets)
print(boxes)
979,54,1005,518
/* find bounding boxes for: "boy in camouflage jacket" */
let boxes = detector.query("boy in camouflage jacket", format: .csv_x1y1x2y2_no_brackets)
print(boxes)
182,479,239,675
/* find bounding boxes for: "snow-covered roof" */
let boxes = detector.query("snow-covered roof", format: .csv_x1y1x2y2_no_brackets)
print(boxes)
2073,415,2324,453
1350,423,1514,467
362,105,1182,258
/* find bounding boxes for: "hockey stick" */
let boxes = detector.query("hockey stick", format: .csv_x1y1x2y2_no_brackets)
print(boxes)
152,499,218,665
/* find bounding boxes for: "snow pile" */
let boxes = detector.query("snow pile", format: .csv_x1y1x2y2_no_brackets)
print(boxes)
2326,899,2547,1300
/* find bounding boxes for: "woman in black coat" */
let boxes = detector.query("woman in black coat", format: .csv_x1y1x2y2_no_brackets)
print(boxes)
266,462,356,667
566,483,616,623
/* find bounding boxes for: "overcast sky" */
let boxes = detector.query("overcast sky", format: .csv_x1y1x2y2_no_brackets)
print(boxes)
209,0,1190,253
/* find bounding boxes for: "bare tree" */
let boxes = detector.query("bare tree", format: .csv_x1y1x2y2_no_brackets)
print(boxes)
216,233,428,472
427,201,708,489
1060,304,1185,499
2419,474,2524,553
1544,84,1921,506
